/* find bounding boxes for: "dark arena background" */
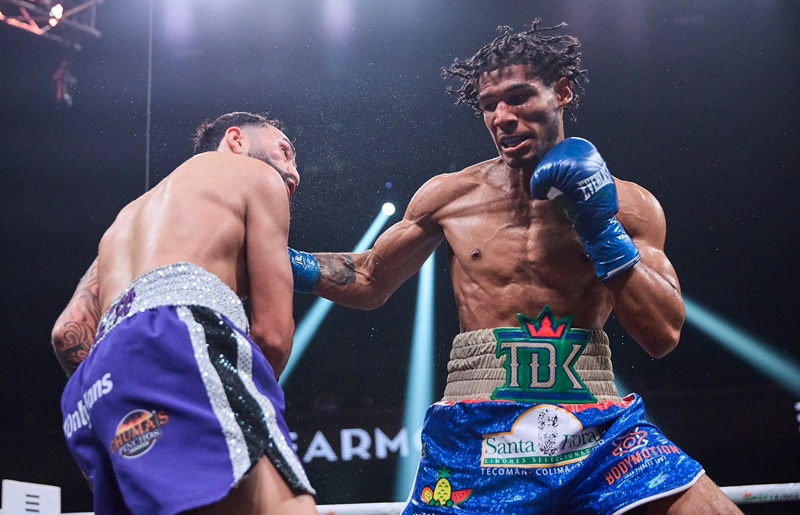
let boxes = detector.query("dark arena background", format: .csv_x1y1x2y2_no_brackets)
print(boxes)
1,0,798,513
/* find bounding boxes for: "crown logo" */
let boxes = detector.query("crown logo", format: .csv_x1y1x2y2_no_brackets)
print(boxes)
519,306,569,339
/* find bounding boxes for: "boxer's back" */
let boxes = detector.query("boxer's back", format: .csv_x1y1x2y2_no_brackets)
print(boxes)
96,152,252,313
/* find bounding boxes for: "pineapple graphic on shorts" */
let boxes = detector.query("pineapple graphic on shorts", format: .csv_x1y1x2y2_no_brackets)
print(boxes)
420,466,474,507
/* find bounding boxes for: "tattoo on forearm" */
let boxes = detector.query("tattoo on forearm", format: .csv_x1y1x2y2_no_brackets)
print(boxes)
317,254,356,286
53,260,101,375
54,321,97,373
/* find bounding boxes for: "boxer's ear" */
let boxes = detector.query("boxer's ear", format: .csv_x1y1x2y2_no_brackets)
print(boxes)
221,126,246,154
554,77,573,108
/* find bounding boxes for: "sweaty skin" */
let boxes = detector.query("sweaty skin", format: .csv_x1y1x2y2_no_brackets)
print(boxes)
53,120,317,515
309,61,739,515
52,125,300,378
306,59,741,514
313,64,683,359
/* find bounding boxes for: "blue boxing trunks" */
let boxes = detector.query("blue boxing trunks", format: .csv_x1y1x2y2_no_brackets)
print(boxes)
60,263,314,515
402,308,704,515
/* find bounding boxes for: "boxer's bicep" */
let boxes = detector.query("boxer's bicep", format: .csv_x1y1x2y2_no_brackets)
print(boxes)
617,182,677,281
626,188,680,292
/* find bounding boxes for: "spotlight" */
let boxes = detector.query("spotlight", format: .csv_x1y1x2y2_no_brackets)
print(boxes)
394,252,436,501
684,297,800,396
48,3,63,27
382,202,396,216
0,0,102,49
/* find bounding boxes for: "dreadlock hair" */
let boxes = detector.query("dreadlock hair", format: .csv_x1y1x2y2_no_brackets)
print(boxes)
443,19,588,119
193,111,284,154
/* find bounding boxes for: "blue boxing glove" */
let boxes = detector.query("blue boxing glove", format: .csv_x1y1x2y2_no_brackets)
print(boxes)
531,137,640,280
288,248,320,293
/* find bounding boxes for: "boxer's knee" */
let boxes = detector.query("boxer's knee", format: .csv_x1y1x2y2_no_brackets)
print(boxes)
641,474,742,515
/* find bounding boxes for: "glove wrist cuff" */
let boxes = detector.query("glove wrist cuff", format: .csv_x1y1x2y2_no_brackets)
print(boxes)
581,219,641,281
289,249,321,293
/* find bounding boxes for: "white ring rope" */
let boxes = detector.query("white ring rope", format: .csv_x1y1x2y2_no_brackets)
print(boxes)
1,482,797,514
316,502,406,515
311,483,800,514
720,482,800,504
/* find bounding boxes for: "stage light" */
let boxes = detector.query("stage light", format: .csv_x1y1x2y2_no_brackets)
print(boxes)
394,252,436,501
279,204,398,385
48,3,63,27
322,0,354,38
382,202,396,216
684,297,800,397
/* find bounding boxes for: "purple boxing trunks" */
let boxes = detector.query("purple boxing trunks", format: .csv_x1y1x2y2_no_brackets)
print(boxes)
60,263,314,515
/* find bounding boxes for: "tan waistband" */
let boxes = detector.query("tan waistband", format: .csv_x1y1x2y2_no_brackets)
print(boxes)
442,327,620,403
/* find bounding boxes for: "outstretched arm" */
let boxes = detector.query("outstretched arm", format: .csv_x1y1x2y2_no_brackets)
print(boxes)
607,181,685,358
313,222,443,309
52,258,101,376
293,178,446,309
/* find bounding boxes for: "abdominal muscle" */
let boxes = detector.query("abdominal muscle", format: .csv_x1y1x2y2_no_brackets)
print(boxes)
445,200,612,332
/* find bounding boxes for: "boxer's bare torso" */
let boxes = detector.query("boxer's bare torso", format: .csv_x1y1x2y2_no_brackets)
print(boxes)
314,155,671,337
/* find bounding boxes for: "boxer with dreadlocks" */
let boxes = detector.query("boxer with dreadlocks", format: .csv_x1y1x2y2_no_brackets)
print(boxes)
289,20,741,513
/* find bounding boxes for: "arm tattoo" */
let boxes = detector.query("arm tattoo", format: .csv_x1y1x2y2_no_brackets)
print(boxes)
53,259,101,376
317,254,356,286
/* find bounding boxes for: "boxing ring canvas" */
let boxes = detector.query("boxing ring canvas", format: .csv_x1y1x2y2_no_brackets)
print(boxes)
0,0,798,513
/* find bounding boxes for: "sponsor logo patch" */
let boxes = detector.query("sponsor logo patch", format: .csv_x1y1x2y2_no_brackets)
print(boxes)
491,306,596,403
604,428,683,486
109,409,169,459
419,466,474,508
611,429,649,457
482,404,599,468
63,372,114,438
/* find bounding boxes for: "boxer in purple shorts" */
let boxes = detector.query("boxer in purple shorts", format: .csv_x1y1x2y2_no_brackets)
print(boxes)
53,112,317,514
61,264,314,515
288,19,742,514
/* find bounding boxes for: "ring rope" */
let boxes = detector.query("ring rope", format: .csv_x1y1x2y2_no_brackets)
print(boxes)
311,483,800,514
1,482,797,514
